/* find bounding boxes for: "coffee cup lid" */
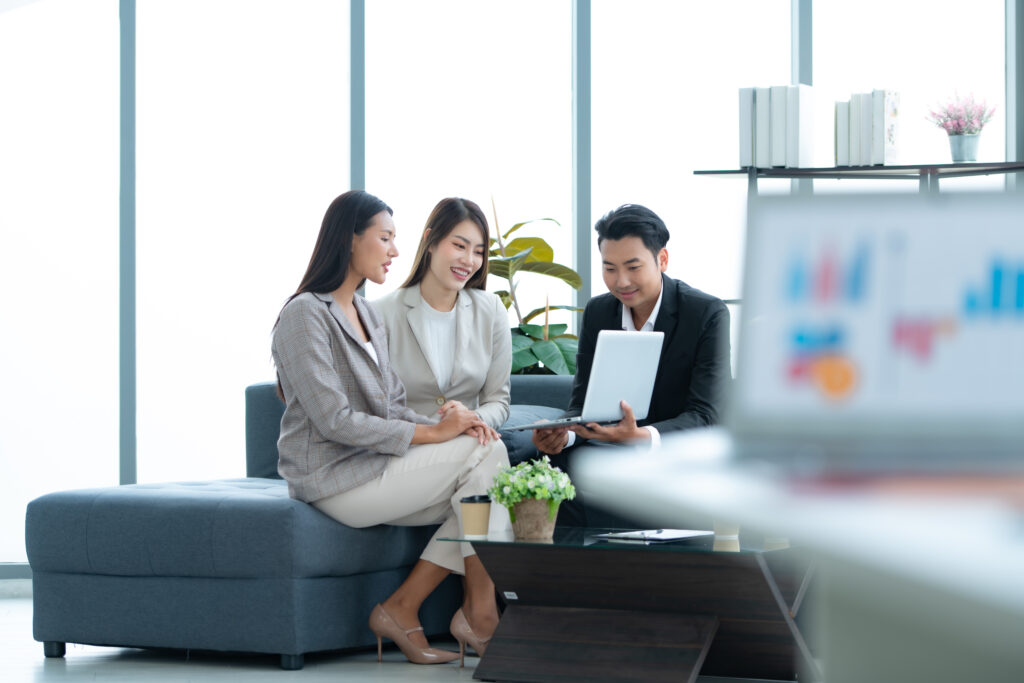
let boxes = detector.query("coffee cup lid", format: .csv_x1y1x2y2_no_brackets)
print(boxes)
460,495,491,503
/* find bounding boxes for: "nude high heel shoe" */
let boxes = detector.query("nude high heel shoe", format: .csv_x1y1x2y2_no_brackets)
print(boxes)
449,608,493,668
368,603,459,665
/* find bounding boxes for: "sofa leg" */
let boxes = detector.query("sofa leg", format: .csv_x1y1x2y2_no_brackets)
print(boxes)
43,641,66,658
280,653,304,670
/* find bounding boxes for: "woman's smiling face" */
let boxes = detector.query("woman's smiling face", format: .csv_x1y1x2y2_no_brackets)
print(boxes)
425,219,487,293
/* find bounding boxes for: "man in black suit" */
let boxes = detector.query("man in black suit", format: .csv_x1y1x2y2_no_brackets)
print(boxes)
532,203,731,524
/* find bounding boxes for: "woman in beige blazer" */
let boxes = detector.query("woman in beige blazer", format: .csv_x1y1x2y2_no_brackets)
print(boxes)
272,191,508,667
376,197,512,441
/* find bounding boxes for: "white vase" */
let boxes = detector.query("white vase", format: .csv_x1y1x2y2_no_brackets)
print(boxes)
948,134,980,162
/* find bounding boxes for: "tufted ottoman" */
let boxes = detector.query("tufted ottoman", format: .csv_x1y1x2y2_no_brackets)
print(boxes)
25,479,459,669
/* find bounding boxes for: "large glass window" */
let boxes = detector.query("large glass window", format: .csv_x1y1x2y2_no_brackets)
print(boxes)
136,1,350,483
0,0,119,561
364,0,573,330
592,0,790,304
814,1,1006,192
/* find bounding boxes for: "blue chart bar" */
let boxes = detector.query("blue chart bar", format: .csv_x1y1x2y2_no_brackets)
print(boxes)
787,256,808,303
846,245,867,303
992,263,1003,310
1017,271,1024,311
963,260,1024,315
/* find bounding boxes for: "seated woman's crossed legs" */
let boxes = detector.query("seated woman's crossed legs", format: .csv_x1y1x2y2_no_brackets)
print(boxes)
314,435,510,664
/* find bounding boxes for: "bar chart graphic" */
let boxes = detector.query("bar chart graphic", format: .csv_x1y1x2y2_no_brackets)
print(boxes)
963,260,1024,316
737,193,1024,437
786,243,869,305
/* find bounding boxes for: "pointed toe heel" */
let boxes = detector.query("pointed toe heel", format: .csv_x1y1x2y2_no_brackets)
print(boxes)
368,603,459,665
449,608,493,667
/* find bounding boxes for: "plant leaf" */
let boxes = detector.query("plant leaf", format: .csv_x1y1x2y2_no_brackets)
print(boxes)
531,339,570,375
517,261,583,290
510,334,535,351
494,290,513,309
544,323,568,338
553,337,578,374
503,237,554,263
502,217,560,241
523,304,583,323
511,348,539,373
488,249,532,280
518,323,546,340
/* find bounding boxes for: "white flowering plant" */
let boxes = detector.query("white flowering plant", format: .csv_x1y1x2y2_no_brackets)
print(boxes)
488,456,577,522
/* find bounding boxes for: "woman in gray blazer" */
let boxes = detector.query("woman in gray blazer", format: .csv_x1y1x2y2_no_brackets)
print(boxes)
376,198,512,442
272,191,508,667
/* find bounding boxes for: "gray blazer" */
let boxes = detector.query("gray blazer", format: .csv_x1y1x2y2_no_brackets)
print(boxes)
375,285,512,429
272,291,433,503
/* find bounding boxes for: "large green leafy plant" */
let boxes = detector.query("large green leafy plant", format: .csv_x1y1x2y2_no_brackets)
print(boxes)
489,210,582,374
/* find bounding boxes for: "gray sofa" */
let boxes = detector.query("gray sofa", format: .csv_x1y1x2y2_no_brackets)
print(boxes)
25,374,570,670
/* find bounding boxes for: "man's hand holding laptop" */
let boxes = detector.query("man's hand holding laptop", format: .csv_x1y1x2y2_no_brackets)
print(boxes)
533,400,649,455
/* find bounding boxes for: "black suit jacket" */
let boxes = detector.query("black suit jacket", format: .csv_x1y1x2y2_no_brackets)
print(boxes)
566,274,731,434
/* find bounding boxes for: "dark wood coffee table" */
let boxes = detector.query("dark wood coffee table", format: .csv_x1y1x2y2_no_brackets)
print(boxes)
445,528,817,683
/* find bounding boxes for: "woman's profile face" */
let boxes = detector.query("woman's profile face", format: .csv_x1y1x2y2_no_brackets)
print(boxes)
349,211,399,286
425,219,487,293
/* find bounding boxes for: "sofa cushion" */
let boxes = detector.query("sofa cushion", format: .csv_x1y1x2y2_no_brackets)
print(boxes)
499,403,564,465
26,479,437,580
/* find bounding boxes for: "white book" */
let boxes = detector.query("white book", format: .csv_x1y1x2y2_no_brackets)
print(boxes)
849,94,862,166
835,101,850,166
871,89,900,165
770,85,788,167
755,87,772,169
859,93,873,166
739,87,755,168
786,84,814,168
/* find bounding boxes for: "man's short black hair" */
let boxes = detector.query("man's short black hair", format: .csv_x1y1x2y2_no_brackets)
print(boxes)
594,204,670,259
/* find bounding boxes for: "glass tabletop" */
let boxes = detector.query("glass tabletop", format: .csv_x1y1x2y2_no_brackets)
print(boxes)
440,527,783,554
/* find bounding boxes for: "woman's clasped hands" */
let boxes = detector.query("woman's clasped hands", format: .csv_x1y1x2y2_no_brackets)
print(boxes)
437,400,500,445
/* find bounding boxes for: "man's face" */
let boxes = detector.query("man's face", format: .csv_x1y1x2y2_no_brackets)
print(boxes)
599,236,668,312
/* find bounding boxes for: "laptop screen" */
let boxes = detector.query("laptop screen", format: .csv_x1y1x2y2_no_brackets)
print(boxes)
730,192,1024,444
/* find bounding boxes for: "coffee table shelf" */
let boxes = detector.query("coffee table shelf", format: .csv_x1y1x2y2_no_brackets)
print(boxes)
445,528,817,683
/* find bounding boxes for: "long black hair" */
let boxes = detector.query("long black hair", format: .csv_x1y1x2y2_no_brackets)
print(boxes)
273,190,392,399
291,189,393,299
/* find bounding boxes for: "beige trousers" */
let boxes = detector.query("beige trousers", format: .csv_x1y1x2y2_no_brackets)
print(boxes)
313,435,510,575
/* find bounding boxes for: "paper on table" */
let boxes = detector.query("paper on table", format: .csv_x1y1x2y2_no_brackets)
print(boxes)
594,529,713,542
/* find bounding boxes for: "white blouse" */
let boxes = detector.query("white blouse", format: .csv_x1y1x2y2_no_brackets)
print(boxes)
418,297,457,391
363,339,379,367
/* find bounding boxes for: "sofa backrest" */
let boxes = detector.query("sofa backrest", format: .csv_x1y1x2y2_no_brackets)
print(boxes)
507,374,573,410
245,382,285,479
244,374,574,479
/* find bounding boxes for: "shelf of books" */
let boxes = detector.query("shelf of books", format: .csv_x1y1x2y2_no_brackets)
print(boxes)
695,162,1024,182
725,84,1024,192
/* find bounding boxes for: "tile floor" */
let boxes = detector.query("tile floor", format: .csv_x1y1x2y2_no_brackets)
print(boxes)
1,586,782,682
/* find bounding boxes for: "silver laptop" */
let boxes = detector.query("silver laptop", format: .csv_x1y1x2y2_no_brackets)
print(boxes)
506,330,665,431
723,191,1024,474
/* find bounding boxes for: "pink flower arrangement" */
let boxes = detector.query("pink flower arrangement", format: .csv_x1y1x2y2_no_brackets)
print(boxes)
928,94,995,136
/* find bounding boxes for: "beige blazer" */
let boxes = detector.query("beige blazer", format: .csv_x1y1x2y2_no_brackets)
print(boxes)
375,285,512,429
272,291,433,503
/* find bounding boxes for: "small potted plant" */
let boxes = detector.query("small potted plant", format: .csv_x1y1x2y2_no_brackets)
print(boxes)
488,456,576,540
927,93,996,163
